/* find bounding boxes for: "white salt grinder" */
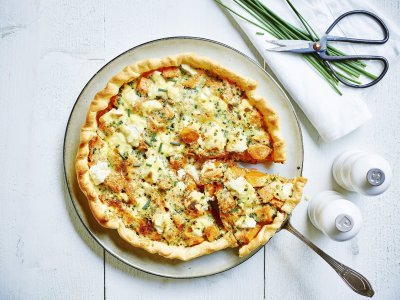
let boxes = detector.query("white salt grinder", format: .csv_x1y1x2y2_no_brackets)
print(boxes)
332,151,392,196
308,191,362,241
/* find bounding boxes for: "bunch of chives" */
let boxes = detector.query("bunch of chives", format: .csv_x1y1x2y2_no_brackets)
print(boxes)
215,0,377,95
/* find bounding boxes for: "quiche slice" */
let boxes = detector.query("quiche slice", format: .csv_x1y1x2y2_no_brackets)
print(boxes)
199,161,306,257
76,53,301,261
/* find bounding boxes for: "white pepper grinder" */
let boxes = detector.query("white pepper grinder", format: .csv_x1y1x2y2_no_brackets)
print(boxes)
332,151,392,196
308,191,362,241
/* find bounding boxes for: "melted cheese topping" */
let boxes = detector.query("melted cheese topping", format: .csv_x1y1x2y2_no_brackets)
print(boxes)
191,215,213,237
185,164,200,183
89,162,110,185
177,169,186,180
120,114,147,147
226,129,248,152
153,212,173,234
142,149,170,183
142,100,163,113
121,85,140,106
181,64,197,75
188,191,211,213
235,216,257,229
198,123,227,151
269,182,293,200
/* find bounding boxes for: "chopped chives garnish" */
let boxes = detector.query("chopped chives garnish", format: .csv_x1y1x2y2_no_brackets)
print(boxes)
170,141,181,146
118,152,127,160
145,140,152,147
142,199,151,210
151,132,157,142
215,0,377,94
158,143,163,153
158,88,168,92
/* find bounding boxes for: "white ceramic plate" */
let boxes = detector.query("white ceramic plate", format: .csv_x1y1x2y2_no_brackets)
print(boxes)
64,37,303,278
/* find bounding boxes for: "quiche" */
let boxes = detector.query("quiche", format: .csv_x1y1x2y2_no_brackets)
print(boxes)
76,53,306,260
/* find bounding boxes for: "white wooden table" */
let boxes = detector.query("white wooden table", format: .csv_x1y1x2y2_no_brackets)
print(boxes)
1,1,399,299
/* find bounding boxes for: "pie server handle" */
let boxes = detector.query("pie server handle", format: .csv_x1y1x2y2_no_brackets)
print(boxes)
283,220,374,297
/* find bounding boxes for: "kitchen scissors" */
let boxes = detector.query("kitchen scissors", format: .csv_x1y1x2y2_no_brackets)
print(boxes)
267,10,389,88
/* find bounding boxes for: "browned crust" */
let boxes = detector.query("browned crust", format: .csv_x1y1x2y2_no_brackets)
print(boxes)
280,177,308,214
238,176,307,257
247,95,285,163
118,227,237,261
75,53,285,260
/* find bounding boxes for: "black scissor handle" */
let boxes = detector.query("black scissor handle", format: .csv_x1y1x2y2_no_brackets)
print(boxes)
325,10,389,44
319,53,389,88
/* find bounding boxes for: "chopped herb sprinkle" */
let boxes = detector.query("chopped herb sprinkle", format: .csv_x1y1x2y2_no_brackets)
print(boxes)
151,132,157,142
118,152,128,160
142,199,151,210
158,143,163,153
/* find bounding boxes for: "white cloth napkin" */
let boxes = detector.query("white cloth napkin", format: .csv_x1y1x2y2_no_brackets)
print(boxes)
223,0,400,141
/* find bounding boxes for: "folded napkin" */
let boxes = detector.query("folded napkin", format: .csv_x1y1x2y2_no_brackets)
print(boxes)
223,0,400,141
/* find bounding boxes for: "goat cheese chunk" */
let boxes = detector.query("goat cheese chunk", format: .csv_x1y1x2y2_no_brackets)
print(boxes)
236,216,257,229
89,162,110,185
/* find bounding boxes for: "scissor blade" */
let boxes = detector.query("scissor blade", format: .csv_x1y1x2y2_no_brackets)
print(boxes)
266,39,315,53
